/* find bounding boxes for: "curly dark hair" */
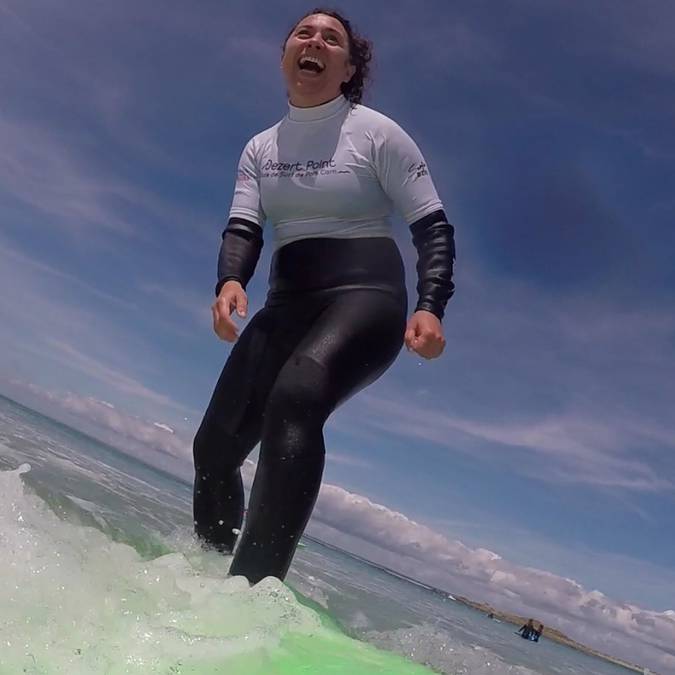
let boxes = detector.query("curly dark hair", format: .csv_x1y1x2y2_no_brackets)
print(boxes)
282,8,373,106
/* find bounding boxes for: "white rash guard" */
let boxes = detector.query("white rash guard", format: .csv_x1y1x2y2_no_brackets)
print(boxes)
228,94,445,251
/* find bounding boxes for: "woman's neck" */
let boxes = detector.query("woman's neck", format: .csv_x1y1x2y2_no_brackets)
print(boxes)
288,89,342,108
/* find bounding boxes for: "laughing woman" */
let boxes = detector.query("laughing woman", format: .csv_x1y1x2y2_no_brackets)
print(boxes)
193,8,456,585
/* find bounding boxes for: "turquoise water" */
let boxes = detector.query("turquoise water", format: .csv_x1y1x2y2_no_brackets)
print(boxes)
0,396,636,674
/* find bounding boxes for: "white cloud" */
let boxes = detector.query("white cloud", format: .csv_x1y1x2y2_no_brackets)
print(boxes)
5,381,191,460
153,422,175,434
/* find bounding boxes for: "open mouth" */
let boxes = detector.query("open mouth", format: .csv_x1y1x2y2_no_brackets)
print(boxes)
297,55,325,74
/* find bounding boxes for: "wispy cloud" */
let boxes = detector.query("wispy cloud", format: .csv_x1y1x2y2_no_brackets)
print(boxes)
0,115,135,237
0,243,199,424
44,340,179,411
0,113,202,242
324,451,373,470
138,282,213,333
353,393,673,492
0,236,136,310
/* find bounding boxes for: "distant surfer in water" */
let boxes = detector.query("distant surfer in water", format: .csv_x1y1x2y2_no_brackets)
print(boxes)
517,619,544,642
517,619,536,640
192,7,455,585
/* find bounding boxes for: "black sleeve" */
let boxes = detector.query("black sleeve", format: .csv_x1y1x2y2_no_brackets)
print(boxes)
215,217,264,296
409,209,456,321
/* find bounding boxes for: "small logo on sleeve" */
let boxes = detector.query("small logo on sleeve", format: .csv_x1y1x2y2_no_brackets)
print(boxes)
236,170,252,183
408,162,428,181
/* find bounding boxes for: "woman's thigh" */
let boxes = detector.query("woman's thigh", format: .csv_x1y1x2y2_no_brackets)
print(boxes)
268,289,407,417
196,302,314,454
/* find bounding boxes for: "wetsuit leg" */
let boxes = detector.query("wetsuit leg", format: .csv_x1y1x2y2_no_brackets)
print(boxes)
192,301,326,552
228,288,407,583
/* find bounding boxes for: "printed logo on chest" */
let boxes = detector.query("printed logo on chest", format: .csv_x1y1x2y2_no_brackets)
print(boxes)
261,157,350,178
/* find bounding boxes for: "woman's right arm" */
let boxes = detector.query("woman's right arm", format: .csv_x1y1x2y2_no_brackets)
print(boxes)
212,139,265,341
215,138,266,296
212,219,264,341
216,218,264,295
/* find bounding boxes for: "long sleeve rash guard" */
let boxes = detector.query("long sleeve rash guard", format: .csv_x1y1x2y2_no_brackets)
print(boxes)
219,94,455,319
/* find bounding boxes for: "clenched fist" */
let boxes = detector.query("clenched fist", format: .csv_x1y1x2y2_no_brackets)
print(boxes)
404,310,445,359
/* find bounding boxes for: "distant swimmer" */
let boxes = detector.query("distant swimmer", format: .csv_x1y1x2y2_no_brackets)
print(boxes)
192,8,455,585
517,619,536,640
517,619,544,642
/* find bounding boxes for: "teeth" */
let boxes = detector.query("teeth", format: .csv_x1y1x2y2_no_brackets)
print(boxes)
299,55,325,70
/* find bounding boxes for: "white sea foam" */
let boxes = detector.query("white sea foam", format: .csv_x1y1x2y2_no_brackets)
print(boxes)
0,465,323,674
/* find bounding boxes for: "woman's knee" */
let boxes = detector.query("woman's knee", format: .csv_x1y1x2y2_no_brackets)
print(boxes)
262,355,333,457
193,417,249,474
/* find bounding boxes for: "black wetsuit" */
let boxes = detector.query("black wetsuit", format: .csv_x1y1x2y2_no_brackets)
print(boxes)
193,95,455,584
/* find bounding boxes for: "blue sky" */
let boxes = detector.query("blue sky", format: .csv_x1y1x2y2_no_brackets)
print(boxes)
1,0,674,669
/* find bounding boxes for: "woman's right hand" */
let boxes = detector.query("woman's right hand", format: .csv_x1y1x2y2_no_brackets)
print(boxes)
212,280,248,342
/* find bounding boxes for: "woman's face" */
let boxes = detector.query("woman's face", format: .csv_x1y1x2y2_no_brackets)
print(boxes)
281,13,356,105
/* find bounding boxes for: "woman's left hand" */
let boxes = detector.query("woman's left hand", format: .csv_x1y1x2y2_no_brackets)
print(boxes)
404,310,446,359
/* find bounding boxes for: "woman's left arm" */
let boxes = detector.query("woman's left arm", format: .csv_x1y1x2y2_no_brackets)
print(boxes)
405,209,455,358
372,119,456,359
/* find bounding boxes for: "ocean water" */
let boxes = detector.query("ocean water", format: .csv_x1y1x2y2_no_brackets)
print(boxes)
0,395,635,675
